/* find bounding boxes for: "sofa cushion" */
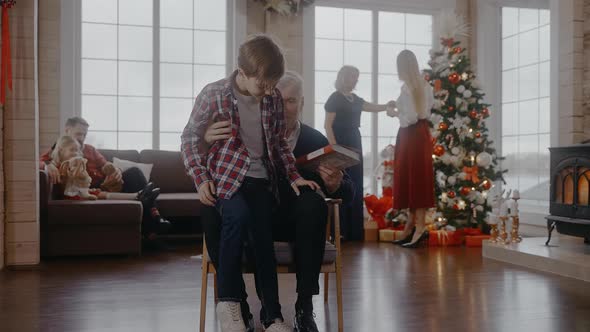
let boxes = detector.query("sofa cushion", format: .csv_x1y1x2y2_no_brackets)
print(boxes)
99,149,140,163
139,150,195,193
47,200,143,225
156,193,201,217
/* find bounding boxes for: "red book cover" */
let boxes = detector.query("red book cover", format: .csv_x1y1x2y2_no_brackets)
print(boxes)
296,144,360,171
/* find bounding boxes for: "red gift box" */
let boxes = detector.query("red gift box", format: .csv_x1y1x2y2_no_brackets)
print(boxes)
428,229,465,246
463,228,483,236
465,235,491,247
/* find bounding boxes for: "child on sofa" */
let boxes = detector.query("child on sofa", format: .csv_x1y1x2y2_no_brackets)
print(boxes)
51,135,148,201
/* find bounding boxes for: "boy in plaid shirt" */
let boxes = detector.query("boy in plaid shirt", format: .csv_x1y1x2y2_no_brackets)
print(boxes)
181,35,318,332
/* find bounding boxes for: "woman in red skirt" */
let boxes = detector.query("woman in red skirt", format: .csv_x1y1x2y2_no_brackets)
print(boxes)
387,50,435,248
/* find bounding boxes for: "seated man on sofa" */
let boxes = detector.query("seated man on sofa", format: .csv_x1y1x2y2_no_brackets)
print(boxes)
39,116,170,243
202,71,354,332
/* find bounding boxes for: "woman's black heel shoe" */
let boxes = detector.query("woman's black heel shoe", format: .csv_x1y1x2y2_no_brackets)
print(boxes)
392,227,415,245
402,230,429,248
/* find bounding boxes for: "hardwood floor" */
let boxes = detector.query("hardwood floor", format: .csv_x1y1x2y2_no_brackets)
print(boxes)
1,242,589,332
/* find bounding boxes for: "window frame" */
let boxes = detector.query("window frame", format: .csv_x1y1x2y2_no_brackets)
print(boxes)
60,0,247,150
303,0,444,193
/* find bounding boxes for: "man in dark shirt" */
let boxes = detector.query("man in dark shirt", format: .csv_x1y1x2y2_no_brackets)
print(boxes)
202,71,353,332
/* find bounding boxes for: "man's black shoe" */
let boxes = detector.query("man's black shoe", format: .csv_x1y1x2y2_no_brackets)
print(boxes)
294,308,319,332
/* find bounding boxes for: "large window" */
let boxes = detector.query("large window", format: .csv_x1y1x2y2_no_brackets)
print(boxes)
314,6,432,193
80,0,228,151
501,7,550,211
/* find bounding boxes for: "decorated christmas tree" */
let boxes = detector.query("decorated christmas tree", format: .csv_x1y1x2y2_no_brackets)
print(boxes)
424,13,506,228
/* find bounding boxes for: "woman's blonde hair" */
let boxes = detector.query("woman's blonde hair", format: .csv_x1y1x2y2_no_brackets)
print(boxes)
51,135,80,165
397,50,427,116
334,65,359,92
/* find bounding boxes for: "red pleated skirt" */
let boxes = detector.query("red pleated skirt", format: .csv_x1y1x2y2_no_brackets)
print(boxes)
393,119,435,209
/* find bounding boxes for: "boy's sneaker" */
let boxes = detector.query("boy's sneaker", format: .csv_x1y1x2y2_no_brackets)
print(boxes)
265,319,292,332
216,301,247,332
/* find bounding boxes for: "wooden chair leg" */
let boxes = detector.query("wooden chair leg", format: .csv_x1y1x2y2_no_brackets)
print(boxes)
334,205,344,332
213,271,219,303
200,256,209,332
324,272,329,303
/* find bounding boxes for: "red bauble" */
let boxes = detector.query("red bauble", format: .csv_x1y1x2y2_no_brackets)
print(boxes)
453,47,462,54
453,204,460,210
438,122,449,131
482,180,492,190
475,132,482,138
482,108,490,118
448,73,461,84
469,110,478,119
460,186,472,196
434,145,445,157
448,106,455,112
447,191,456,199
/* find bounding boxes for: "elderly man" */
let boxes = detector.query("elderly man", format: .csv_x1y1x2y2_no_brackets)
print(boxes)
202,71,353,332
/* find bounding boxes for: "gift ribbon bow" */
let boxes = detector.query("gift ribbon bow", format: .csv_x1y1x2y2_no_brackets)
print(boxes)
463,165,479,184
437,229,449,245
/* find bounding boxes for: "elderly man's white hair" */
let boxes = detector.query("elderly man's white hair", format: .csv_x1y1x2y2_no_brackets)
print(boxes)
276,70,304,98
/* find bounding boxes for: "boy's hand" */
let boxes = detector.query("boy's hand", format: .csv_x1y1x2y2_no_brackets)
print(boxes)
291,178,320,196
204,120,232,145
198,182,217,206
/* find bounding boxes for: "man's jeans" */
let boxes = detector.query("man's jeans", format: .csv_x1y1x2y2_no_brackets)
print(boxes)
215,177,282,324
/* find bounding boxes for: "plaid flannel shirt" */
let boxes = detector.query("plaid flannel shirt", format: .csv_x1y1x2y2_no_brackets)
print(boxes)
181,71,302,200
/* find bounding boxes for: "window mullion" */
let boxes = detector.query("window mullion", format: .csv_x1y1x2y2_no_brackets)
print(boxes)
153,0,160,150
371,9,379,195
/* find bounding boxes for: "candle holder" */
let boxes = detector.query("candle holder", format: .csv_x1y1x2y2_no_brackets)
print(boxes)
499,216,509,244
489,223,499,243
510,216,522,243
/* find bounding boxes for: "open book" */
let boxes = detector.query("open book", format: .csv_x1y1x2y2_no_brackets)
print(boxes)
296,144,361,171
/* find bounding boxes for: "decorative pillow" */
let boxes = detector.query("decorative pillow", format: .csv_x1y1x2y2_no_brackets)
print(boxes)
113,157,154,182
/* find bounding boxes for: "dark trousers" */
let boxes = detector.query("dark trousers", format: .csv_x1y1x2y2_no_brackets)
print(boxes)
333,127,364,241
214,177,282,324
121,167,148,193
203,186,328,320
120,167,157,235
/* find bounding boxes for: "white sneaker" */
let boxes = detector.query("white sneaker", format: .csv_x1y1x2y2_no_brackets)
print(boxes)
265,319,292,332
216,301,247,332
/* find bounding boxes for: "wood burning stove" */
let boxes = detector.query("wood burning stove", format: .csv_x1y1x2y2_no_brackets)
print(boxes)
546,145,590,244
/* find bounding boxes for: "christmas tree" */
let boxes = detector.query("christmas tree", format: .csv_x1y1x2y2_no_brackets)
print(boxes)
424,13,506,228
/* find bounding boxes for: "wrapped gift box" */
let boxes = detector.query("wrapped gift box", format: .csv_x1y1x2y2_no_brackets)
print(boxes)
465,235,491,247
364,220,379,242
428,229,464,246
463,228,483,236
378,229,405,242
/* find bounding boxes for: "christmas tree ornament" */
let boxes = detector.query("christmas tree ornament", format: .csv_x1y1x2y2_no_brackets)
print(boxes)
448,190,456,199
460,186,472,196
438,122,449,131
469,110,478,119
448,72,461,84
448,106,455,112
434,145,445,156
451,147,460,155
481,179,492,190
482,107,490,118
475,132,481,138
457,85,466,93
453,46,462,54
463,90,472,98
476,152,492,168
461,72,469,81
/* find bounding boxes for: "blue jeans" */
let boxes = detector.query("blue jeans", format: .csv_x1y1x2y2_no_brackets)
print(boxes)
215,177,282,323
